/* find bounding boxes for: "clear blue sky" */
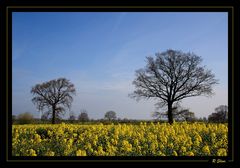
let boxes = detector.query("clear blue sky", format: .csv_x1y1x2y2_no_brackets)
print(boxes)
12,12,228,119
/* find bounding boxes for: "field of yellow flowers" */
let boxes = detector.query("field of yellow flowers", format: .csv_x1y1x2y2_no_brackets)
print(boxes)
12,122,228,156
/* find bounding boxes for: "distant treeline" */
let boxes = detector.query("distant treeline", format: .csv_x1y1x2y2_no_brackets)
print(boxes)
12,105,228,125
12,115,227,125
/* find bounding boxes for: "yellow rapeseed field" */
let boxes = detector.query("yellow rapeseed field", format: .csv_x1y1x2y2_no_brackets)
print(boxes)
12,122,228,156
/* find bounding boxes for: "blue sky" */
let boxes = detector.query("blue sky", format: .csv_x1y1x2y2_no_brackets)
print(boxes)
12,12,228,119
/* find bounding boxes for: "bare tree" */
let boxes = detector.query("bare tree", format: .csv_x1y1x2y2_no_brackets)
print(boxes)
104,111,117,121
215,105,228,120
17,112,34,124
31,78,76,124
78,109,89,122
69,111,76,122
208,105,228,123
130,49,218,124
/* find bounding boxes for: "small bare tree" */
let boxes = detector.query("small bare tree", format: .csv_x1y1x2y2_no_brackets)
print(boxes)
104,111,117,121
130,49,218,124
208,105,228,123
78,109,89,122
17,112,34,124
31,78,76,124
69,111,76,121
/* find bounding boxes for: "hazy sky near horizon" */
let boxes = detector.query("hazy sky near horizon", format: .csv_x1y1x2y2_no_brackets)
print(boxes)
12,12,228,120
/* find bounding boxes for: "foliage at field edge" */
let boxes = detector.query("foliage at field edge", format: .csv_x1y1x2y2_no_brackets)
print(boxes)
12,122,228,156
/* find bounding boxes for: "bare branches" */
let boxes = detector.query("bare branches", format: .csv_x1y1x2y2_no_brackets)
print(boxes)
31,78,76,124
130,49,218,124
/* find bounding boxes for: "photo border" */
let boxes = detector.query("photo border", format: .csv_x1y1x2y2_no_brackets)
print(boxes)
1,1,238,166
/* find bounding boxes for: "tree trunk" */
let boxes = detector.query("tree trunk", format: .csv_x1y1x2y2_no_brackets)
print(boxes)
52,105,56,124
167,102,173,124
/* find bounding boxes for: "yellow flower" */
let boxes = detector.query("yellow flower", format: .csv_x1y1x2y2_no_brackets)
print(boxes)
76,149,87,156
121,140,132,153
133,139,139,146
168,143,174,149
193,140,200,147
12,122,228,157
27,149,37,156
172,151,178,156
34,134,42,143
186,151,194,156
217,148,227,156
202,145,211,155
45,151,55,156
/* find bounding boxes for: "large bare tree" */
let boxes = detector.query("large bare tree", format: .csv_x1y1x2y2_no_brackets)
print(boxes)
129,49,218,124
31,78,76,124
